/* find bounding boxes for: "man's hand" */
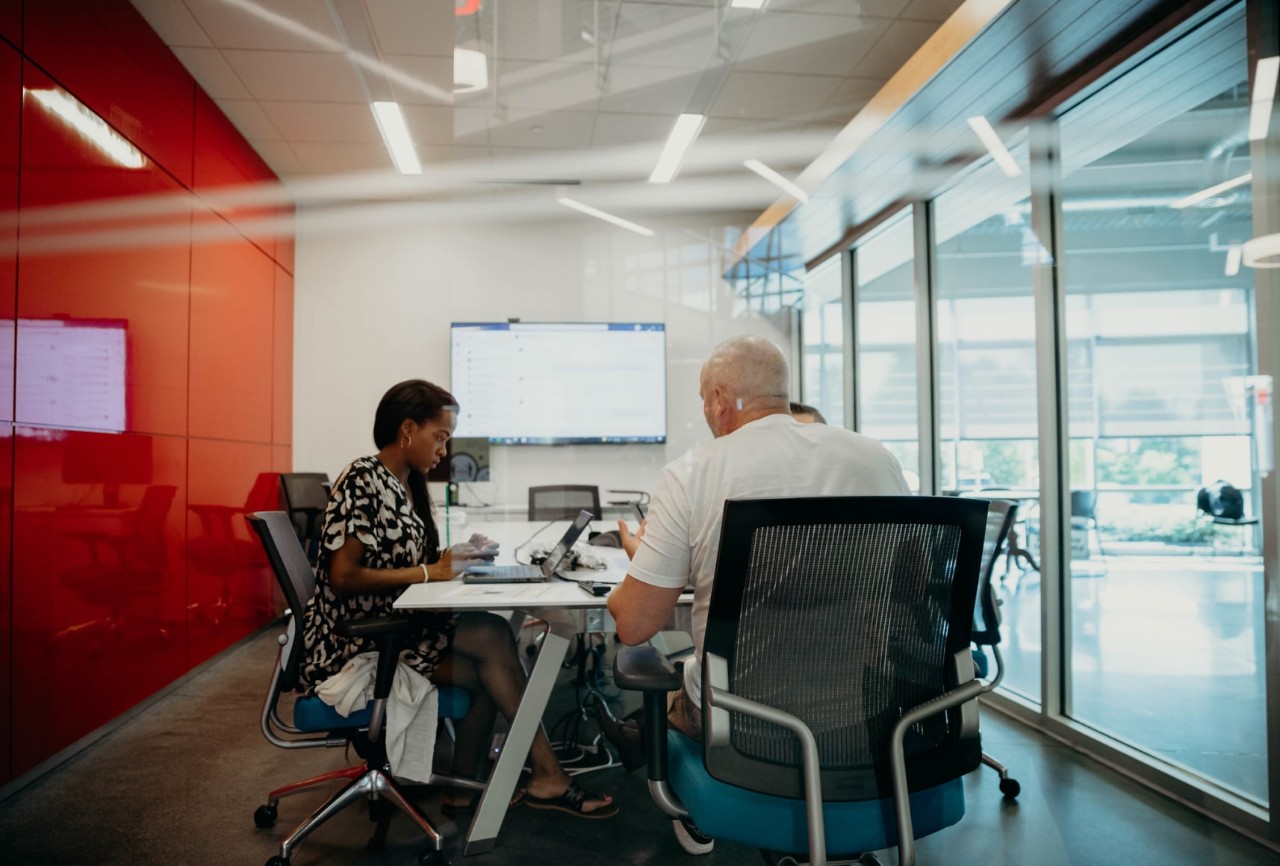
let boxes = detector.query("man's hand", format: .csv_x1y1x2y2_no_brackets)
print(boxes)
616,518,646,560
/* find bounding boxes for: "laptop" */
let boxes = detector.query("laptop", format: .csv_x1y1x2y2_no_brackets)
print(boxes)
462,510,592,583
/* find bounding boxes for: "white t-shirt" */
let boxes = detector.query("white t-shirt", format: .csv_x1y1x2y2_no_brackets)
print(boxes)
627,412,911,702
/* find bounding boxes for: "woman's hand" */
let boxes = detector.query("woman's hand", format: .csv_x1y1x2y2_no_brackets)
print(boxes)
464,532,500,559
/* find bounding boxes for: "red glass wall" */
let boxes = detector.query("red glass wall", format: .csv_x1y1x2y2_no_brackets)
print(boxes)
1,1,294,781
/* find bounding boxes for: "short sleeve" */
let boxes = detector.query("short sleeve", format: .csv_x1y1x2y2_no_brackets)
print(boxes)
322,462,379,552
627,461,692,589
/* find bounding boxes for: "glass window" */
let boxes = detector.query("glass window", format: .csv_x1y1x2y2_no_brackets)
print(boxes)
801,255,845,424
933,134,1042,703
854,212,919,488
1059,3,1265,803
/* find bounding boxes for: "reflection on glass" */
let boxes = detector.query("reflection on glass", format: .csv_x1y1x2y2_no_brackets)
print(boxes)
934,158,1041,702
801,256,844,424
1060,5,1266,802
855,212,919,488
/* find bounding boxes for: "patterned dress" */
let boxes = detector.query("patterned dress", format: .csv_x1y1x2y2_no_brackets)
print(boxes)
299,456,455,691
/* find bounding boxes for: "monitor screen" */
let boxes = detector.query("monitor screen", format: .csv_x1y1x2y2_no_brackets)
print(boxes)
14,318,127,432
451,322,666,444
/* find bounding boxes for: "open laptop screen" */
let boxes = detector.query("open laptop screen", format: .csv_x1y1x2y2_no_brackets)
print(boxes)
541,510,593,577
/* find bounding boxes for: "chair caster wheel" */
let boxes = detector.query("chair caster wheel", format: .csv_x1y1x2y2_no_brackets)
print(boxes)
266,856,289,866
1000,777,1021,798
254,804,278,828
419,849,447,866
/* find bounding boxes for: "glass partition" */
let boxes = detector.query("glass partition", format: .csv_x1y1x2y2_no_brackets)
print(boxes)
854,211,919,489
801,255,845,424
933,140,1041,702
1058,3,1266,803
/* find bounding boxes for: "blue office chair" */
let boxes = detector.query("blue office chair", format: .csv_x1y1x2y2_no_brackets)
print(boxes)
970,499,1021,799
247,511,480,866
614,496,988,866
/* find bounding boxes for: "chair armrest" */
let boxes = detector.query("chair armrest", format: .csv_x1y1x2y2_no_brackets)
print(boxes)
335,616,411,728
334,616,411,640
614,645,682,692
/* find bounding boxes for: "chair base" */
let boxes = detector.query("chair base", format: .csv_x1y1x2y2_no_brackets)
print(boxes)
761,853,884,866
268,765,443,864
980,752,1021,799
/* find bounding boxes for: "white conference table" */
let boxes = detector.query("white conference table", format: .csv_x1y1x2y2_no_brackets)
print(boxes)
394,519,692,855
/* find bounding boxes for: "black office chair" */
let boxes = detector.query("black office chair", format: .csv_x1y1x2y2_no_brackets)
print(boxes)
528,484,602,521
247,511,479,866
278,472,330,564
971,499,1022,799
615,496,987,866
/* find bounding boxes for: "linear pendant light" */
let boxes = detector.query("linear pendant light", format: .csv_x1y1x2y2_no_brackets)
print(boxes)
649,113,705,184
371,101,422,175
557,194,655,237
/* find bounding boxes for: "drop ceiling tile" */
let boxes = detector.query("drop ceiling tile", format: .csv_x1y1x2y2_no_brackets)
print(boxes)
735,12,887,77
494,0,598,63
172,47,251,99
486,147,588,181
222,50,367,102
591,112,674,147
382,55,455,106
598,66,699,115
129,0,214,47
183,0,346,52
290,141,396,175
399,104,458,145
364,0,455,57
810,75,882,124
453,107,492,146
262,101,380,143
487,109,596,150
709,70,844,121
420,144,492,166
608,20,718,70
495,60,600,112
766,0,897,15
247,139,307,174
212,98,283,141
851,18,938,78
606,2,717,69
900,0,968,22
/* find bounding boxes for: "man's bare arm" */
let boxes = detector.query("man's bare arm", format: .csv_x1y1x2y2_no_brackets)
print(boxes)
608,576,684,645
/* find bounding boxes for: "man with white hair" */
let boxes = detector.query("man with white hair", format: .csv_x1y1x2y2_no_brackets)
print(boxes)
606,334,910,853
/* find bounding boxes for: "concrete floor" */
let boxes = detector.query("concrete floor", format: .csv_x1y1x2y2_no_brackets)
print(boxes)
0,626,1275,866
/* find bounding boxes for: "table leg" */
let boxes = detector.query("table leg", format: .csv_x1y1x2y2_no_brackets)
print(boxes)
464,629,571,855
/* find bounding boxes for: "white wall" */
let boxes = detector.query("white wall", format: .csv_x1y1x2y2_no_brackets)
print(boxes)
293,207,791,508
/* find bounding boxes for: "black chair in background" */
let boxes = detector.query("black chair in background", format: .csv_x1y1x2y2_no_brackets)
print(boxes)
279,472,330,564
247,511,478,866
971,499,1022,799
615,496,988,866
528,485,601,521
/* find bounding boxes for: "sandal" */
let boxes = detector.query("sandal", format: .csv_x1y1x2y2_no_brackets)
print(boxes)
509,782,619,819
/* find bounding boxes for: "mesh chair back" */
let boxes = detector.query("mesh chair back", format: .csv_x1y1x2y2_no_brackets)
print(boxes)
702,496,986,801
971,500,1015,646
280,472,331,553
528,485,602,521
247,511,317,691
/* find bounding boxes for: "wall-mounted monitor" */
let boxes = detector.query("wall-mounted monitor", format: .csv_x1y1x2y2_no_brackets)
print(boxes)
14,318,127,432
451,322,666,444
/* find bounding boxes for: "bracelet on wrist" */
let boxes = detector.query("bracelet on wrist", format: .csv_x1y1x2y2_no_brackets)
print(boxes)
420,563,429,583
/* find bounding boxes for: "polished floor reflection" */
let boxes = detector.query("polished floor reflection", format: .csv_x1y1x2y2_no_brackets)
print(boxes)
999,551,1267,802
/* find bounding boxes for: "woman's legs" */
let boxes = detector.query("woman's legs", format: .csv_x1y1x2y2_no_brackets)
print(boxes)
431,612,612,813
